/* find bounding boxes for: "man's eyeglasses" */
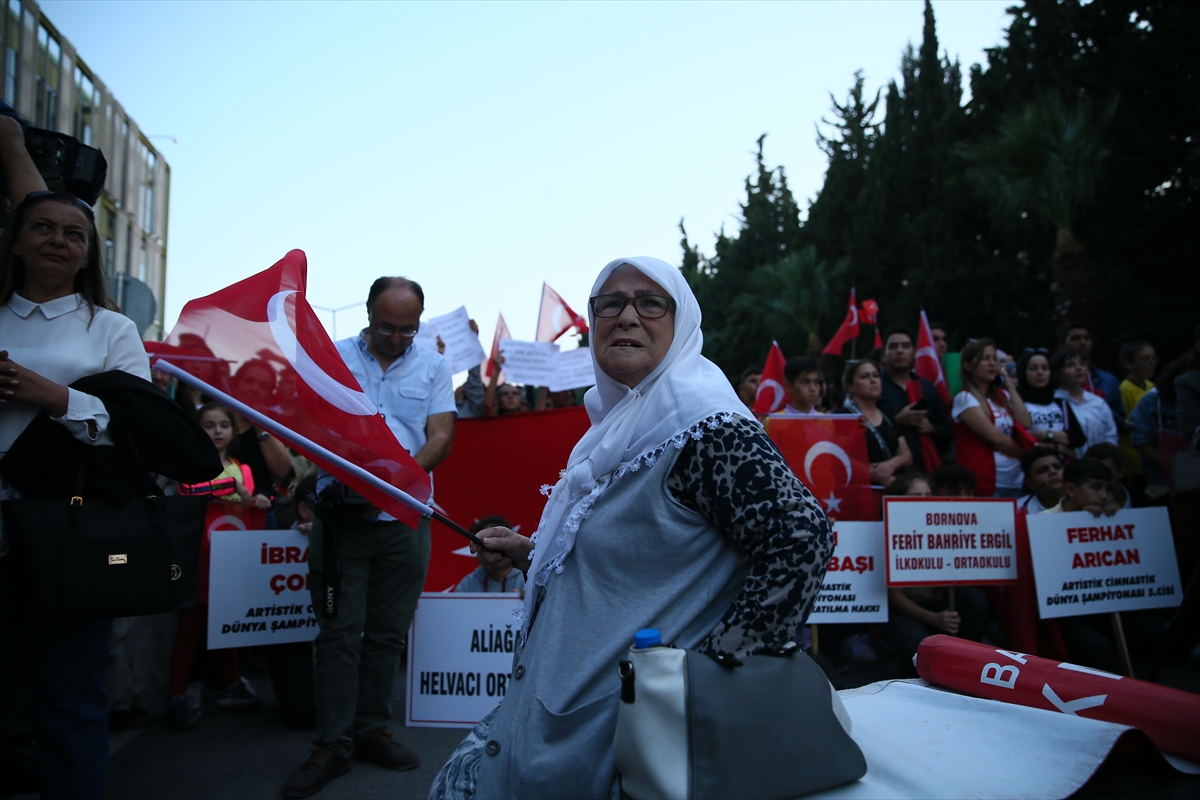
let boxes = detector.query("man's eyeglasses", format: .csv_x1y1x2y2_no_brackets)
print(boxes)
589,294,674,320
372,322,420,339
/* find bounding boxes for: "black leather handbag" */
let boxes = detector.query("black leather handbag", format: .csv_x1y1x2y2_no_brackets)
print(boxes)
2,486,208,623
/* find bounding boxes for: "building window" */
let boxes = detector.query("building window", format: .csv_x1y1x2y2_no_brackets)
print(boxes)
118,117,128,205
138,236,147,282
74,65,94,145
102,203,116,277
140,144,155,233
124,220,133,274
35,23,60,129
4,0,21,107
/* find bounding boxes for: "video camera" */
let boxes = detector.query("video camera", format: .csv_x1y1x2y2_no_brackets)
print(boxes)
0,99,108,218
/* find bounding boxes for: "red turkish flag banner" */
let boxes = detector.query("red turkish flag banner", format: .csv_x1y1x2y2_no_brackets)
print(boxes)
753,341,790,416
536,283,589,343
425,407,590,590
160,250,430,526
199,504,268,603
484,313,511,381
821,288,861,356
766,416,881,521
916,309,951,407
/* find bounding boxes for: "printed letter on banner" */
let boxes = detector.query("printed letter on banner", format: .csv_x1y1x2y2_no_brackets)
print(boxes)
808,522,888,623
1025,507,1182,619
406,593,523,728
884,497,1018,586
208,528,319,649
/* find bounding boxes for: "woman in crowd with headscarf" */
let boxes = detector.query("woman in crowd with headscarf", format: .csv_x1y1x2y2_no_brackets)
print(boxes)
429,257,833,800
1015,348,1084,458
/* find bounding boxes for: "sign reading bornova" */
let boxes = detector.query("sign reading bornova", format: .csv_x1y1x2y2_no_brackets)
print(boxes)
406,593,522,728
884,498,1019,586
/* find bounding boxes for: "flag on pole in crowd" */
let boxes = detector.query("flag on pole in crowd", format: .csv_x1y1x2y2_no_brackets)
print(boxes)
822,288,861,356
753,341,791,416
158,250,431,526
484,313,511,381
766,416,880,521
536,283,589,343
915,309,951,407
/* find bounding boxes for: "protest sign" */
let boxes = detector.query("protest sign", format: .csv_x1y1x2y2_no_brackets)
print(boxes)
498,339,559,386
808,521,888,624
425,306,488,374
413,321,441,354
208,528,318,649
406,593,522,728
1025,507,1183,619
885,498,1018,586
549,347,596,391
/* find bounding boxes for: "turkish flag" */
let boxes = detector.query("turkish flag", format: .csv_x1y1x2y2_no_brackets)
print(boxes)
915,310,951,407
753,341,790,415
199,503,268,603
425,407,590,590
484,313,511,381
536,283,589,343
821,288,861,356
160,250,430,527
766,416,880,521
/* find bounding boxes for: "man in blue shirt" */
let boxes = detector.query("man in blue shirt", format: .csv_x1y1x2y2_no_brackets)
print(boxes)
285,277,456,799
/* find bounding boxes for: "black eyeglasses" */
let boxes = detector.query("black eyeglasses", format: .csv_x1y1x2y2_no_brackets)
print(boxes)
589,294,675,320
372,321,419,339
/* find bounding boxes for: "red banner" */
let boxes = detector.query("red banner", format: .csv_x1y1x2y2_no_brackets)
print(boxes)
753,341,790,416
766,416,881,521
426,407,590,590
200,503,269,603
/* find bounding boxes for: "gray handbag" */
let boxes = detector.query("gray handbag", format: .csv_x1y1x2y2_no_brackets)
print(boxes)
613,631,866,800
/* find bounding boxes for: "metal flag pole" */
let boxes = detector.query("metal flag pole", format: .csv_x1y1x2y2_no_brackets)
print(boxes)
153,358,483,547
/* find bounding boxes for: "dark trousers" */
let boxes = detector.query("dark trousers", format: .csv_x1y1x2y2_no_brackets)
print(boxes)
266,641,316,728
883,586,990,667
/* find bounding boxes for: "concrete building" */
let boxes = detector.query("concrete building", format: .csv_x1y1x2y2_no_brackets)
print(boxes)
1,0,169,338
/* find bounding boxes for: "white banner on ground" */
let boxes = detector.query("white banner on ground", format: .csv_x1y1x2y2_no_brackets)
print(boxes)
884,498,1019,586
549,347,596,391
406,592,522,728
808,522,888,624
423,306,488,374
1026,507,1183,619
497,339,559,386
207,529,318,650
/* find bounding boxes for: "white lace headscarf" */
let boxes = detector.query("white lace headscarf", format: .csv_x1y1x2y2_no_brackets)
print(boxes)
517,256,755,638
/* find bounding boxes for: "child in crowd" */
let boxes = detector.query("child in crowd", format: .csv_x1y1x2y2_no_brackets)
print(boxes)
455,516,526,594
775,357,826,416
930,464,977,498
1083,442,1149,512
1017,446,1065,514
166,403,268,730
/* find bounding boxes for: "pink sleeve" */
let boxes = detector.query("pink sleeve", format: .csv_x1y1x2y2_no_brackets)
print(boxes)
240,463,255,495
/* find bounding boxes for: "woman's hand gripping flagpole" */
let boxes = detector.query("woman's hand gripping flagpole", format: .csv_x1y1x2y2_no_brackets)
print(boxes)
153,358,485,548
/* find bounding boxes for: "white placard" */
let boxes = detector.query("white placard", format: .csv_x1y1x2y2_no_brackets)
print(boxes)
885,498,1019,586
549,347,596,391
808,522,888,624
208,529,318,649
1025,507,1182,619
406,592,522,728
497,339,559,386
425,306,488,374
413,321,441,354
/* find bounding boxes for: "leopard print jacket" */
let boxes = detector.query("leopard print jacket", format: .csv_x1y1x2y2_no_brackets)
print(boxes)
665,415,833,658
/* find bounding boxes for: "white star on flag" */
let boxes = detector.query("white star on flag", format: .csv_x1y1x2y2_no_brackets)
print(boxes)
822,492,843,514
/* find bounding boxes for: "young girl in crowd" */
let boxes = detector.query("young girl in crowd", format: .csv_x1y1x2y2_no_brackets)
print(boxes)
166,403,269,730
1118,340,1157,485
1052,348,1118,457
836,360,912,488
1015,348,1085,458
951,338,1032,497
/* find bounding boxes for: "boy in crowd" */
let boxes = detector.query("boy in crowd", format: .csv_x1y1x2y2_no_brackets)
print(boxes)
775,357,825,415
1083,442,1150,511
1041,459,1111,515
1017,447,1064,514
735,367,761,410
1061,323,1124,428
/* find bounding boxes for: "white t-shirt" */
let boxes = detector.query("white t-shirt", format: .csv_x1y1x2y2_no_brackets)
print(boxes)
952,391,1023,491
1025,400,1067,434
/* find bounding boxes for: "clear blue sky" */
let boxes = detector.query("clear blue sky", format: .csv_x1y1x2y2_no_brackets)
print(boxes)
44,0,1012,353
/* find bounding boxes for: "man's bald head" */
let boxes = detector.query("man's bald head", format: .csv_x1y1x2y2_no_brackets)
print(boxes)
367,277,424,313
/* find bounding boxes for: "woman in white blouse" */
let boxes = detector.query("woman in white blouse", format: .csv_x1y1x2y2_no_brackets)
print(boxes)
1,177,149,797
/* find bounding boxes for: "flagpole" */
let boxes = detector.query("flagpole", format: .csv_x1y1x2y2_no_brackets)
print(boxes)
153,358,483,547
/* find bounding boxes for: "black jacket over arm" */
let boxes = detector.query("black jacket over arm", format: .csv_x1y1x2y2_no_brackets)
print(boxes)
0,371,222,500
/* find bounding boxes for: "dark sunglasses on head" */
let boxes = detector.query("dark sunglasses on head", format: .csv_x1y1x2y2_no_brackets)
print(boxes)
1022,347,1049,355
589,294,674,320
23,190,95,218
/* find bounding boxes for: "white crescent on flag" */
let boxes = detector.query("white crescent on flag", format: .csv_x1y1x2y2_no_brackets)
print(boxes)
804,441,853,486
267,290,377,416
756,378,786,412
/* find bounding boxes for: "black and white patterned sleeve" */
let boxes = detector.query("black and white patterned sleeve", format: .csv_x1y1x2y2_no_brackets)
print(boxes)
666,416,833,658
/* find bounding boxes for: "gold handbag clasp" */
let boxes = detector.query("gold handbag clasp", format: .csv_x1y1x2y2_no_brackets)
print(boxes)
70,496,83,507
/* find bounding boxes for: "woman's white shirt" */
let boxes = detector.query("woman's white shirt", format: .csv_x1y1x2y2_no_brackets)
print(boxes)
952,391,1022,490
1054,388,1118,456
0,292,150,458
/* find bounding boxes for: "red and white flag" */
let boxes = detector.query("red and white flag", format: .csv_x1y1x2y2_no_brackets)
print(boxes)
159,250,431,526
484,313,511,381
916,310,951,407
766,416,880,521
822,288,861,356
753,341,790,416
536,283,589,343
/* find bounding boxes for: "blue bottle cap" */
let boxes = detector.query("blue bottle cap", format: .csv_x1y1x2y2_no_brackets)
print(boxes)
633,628,662,649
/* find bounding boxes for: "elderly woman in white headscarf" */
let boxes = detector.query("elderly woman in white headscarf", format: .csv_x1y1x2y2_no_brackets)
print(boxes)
429,258,833,800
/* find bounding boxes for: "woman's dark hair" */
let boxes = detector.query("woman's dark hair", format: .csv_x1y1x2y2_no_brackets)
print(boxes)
0,191,107,318
1156,355,1190,405
959,338,996,403
1015,349,1055,405
930,464,977,496
885,472,931,497
196,401,237,428
1050,347,1085,384
470,515,512,535
1118,340,1153,375
841,359,878,391
784,356,820,384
